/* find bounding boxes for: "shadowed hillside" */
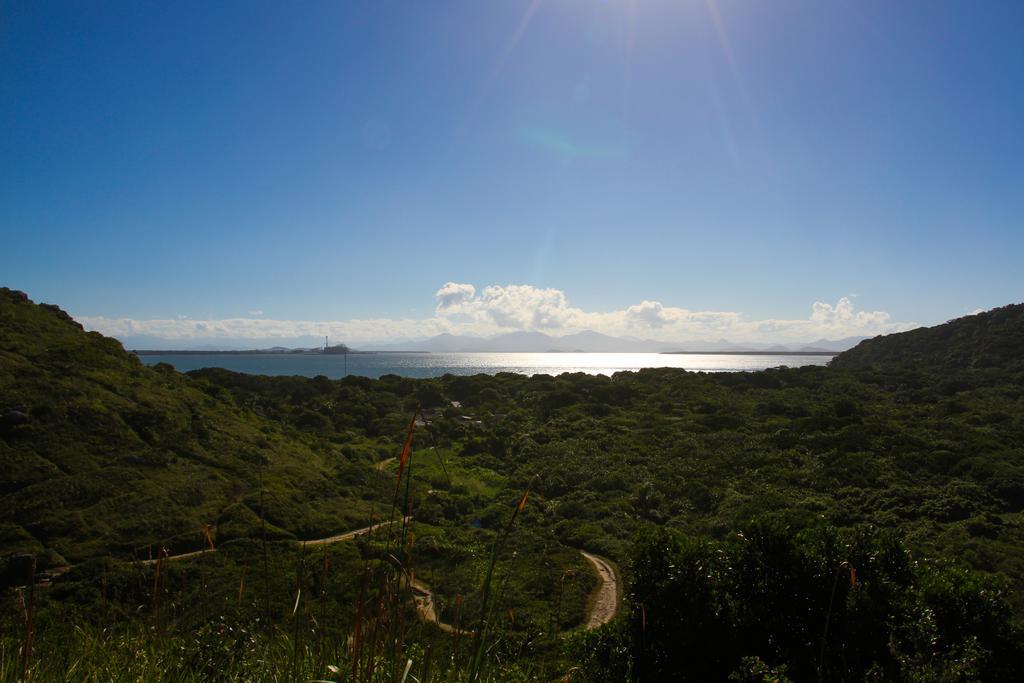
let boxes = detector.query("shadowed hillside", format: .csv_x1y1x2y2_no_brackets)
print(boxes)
832,303,1024,372
0,288,389,564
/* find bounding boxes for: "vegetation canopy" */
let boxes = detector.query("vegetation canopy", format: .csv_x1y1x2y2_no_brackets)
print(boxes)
2,288,1023,680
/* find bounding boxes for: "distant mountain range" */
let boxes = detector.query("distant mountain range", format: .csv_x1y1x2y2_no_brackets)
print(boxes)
363,330,870,354
116,329,870,354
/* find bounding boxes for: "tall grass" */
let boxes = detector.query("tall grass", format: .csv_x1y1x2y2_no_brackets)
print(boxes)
1,622,359,683
20,557,35,683
350,410,423,682
2,413,554,682
468,479,537,683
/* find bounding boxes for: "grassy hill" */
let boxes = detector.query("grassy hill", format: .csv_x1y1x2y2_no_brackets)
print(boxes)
0,288,389,564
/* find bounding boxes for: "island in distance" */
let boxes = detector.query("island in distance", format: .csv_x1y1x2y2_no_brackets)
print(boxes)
133,343,364,356
131,329,869,355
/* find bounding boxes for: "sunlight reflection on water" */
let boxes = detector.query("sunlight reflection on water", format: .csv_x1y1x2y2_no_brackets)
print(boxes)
139,352,832,379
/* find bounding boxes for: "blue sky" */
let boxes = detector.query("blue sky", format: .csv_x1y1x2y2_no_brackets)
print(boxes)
1,1,1022,344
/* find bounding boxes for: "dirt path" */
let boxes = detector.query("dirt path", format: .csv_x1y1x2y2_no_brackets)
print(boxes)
580,551,619,629
71,520,617,634
410,550,620,636
135,548,215,566
410,578,471,635
373,457,396,471
303,517,408,547
134,517,408,565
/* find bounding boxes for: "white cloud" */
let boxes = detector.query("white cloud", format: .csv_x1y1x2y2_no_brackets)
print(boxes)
624,300,671,328
77,283,916,345
248,309,264,317
809,297,892,331
435,282,476,311
462,284,573,329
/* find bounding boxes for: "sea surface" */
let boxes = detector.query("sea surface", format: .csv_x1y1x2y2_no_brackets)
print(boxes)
137,352,833,379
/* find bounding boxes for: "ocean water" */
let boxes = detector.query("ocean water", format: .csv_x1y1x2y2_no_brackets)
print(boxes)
137,352,833,379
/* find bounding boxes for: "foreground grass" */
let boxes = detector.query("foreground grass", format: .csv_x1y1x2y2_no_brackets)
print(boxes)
0,624,546,683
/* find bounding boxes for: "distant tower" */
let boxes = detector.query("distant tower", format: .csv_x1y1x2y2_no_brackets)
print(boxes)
325,335,329,350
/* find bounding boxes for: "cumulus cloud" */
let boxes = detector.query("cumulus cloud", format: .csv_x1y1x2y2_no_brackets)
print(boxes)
625,300,671,328
435,282,476,311
809,297,892,331
476,285,572,329
77,282,916,345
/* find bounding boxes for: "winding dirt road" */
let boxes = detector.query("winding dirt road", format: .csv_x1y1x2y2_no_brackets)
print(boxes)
134,517,407,565
86,520,618,631
304,517,408,547
409,551,619,634
580,551,619,629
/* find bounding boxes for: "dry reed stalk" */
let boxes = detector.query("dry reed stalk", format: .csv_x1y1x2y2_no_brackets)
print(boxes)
818,560,851,683
20,556,36,683
199,524,216,621
348,412,425,682
452,593,464,666
393,413,417,497
258,456,270,627
365,594,384,682
352,566,368,682
150,546,167,621
468,479,537,683
419,413,452,487
420,641,434,683
202,523,216,551
292,542,307,680
386,411,419,562
391,410,422,680
318,545,329,668
238,562,248,607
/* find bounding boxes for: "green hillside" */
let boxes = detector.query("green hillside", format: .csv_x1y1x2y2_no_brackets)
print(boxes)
4,289,1024,680
832,303,1024,372
0,288,389,564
